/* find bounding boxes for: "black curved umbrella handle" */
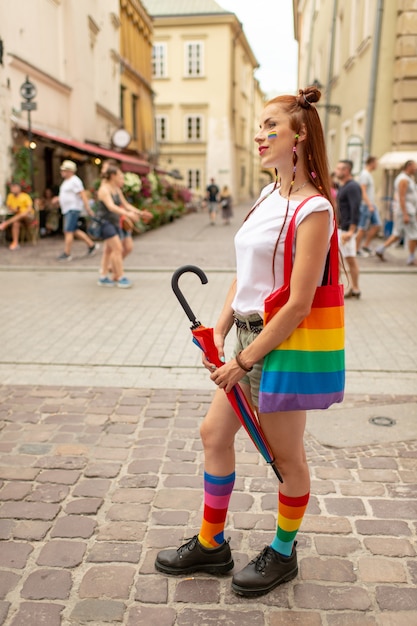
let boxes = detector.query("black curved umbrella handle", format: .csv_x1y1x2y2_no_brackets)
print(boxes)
171,265,208,327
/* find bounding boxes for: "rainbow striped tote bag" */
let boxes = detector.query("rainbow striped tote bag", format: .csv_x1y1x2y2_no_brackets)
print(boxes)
259,201,345,413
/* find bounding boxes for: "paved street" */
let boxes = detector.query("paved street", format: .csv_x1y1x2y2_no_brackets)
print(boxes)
0,201,416,625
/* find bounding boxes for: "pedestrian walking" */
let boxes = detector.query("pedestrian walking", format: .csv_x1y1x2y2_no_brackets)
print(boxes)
206,178,219,225
375,160,417,266
219,185,233,225
356,156,382,256
155,85,343,597
335,160,362,298
56,160,98,261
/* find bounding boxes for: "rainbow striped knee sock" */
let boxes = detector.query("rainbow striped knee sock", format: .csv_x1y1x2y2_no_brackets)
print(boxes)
198,471,235,548
271,491,310,557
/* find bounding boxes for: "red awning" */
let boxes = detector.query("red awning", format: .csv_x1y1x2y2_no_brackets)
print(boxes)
31,128,151,175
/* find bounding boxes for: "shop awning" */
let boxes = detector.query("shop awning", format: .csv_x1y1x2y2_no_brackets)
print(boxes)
30,127,151,175
378,151,417,170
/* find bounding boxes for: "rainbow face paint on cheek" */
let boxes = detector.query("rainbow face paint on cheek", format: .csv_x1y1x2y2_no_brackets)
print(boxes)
268,131,278,140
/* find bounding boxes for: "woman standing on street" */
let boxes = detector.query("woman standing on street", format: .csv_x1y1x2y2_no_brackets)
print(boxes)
155,85,340,597
96,165,151,288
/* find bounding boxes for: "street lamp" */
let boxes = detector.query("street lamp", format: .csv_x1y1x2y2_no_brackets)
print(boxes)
311,78,342,116
20,76,37,194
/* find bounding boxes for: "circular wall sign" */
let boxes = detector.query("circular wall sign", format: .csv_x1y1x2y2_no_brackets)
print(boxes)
112,128,131,148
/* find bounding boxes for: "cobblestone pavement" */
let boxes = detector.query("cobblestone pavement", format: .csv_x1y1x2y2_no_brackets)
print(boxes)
0,202,416,625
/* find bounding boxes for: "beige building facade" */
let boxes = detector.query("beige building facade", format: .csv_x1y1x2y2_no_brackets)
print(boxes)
0,0,153,198
294,0,417,217
143,0,264,202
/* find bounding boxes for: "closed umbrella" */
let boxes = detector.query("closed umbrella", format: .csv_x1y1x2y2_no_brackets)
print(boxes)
172,265,283,483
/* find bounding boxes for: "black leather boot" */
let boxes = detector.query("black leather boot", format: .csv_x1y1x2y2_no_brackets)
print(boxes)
231,543,298,596
155,535,234,576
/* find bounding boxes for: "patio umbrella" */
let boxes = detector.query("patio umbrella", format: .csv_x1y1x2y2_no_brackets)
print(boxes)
171,265,283,483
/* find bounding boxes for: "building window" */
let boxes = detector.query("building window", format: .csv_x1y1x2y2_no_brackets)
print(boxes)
187,169,201,190
185,115,203,141
132,94,138,140
153,43,167,78
120,85,126,123
155,115,168,142
185,42,204,77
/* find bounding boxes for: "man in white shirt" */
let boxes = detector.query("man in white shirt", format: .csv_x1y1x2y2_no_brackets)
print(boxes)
56,160,98,261
356,156,381,256
375,160,417,266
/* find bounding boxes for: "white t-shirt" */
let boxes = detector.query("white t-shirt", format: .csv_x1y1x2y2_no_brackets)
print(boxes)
59,175,84,214
357,169,375,205
393,172,417,217
232,184,334,316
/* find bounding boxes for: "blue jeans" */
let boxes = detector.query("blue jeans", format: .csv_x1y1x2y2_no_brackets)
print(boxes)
63,210,81,233
358,203,381,229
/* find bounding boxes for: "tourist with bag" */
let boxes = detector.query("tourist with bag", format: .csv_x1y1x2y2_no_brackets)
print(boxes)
155,86,344,597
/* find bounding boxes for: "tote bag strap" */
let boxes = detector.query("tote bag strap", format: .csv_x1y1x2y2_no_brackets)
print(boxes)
283,196,339,286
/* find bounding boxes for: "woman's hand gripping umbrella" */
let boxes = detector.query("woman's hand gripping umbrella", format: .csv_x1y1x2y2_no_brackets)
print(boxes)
171,265,283,483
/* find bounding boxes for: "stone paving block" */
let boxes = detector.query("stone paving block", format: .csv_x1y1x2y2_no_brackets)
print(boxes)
314,468,352,480
78,565,135,599
0,542,33,568
92,448,129,461
146,528,188,548
358,469,398,483
70,599,125,623
151,510,191,526
13,520,51,540
378,611,417,625
126,605,176,626
96,521,146,542
27,483,69,503
173,578,221,603
0,571,19,598
65,497,103,514
268,611,323,626
8,601,64,626
36,469,81,484
119,474,159,488
33,455,87,470
363,536,415,557
0,602,10,625
50,515,96,538
314,536,361,556
106,503,150,522
294,582,371,610
376,586,417,611
0,467,39,480
324,497,367,517
369,499,417,521
300,557,356,582
0,482,32,500
302,514,352,534
233,512,276,530
163,475,202,489
72,478,111,497
134,575,168,603
36,540,87,567
176,608,266,626
326,614,377,625
360,457,398,469
358,557,406,582
87,541,142,563
0,519,14,539
84,462,122,478
229,492,255,512
153,488,202,511
21,568,72,599
339,483,385,497
355,519,411,536
111,487,154,504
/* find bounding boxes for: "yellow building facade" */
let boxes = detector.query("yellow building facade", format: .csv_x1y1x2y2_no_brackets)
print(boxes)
143,0,263,202
294,0,417,216
119,0,156,161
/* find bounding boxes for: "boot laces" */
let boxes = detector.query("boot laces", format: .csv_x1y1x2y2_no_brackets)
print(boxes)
177,535,198,555
252,546,274,572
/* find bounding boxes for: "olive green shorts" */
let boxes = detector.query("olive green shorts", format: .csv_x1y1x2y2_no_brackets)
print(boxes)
231,314,264,408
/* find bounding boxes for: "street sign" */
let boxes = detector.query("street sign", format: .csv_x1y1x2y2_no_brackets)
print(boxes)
21,102,37,111
20,78,37,101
